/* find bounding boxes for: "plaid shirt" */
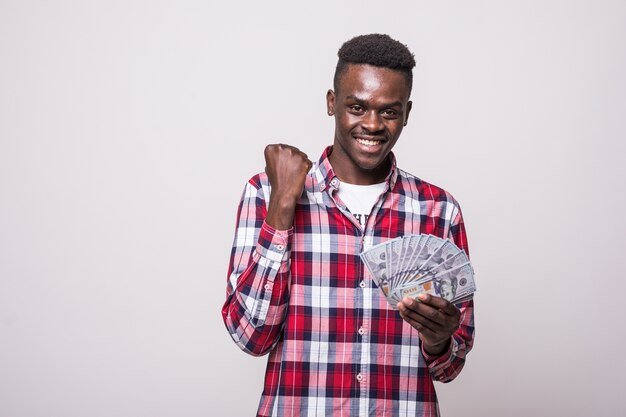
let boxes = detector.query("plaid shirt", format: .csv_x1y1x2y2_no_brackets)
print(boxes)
222,146,474,417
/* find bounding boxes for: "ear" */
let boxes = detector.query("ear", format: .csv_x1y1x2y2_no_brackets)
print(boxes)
326,89,336,116
403,100,412,126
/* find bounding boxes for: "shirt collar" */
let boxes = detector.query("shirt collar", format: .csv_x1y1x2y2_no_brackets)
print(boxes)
315,145,399,193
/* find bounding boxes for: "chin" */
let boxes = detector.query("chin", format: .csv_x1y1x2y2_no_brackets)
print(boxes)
355,161,382,172
355,154,389,172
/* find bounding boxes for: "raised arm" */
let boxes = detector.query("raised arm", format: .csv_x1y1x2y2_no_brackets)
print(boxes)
221,144,311,356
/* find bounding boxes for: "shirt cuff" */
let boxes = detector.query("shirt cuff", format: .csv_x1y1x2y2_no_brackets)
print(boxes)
421,336,457,367
254,220,292,264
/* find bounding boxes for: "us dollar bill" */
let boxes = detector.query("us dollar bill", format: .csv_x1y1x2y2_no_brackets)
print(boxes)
398,262,475,303
360,240,390,295
361,234,476,309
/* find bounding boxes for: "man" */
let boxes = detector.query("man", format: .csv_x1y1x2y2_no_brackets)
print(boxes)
222,34,474,416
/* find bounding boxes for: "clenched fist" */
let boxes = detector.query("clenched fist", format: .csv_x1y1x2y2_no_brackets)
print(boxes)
264,144,312,230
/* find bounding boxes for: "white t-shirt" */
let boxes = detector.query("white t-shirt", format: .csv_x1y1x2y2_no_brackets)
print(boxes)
336,181,386,228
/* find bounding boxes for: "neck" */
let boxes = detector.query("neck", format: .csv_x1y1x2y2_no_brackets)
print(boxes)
328,146,391,185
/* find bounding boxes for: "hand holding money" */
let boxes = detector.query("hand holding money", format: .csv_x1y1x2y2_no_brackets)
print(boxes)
264,144,312,230
398,293,461,355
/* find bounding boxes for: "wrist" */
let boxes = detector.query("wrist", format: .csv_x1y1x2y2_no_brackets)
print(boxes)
270,187,301,205
423,338,451,356
266,195,298,230
269,192,299,208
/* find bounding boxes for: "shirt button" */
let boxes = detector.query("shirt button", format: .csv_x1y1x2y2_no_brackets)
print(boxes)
330,178,339,186
264,283,271,290
356,373,363,382
358,327,365,336
275,244,284,251
359,281,366,288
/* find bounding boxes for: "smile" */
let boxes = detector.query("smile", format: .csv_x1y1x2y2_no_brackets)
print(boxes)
355,137,383,147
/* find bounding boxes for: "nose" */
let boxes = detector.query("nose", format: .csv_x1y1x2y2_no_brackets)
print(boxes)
360,110,384,133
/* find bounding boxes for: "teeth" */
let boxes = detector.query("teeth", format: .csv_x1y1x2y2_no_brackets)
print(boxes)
356,138,381,146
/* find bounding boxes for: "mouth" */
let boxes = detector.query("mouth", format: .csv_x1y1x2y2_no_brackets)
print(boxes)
354,136,386,148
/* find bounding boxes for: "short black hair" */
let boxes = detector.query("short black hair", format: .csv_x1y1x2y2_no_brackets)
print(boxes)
334,34,416,94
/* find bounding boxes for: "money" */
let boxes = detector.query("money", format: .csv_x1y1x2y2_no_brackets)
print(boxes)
396,263,475,303
361,240,391,295
360,234,476,309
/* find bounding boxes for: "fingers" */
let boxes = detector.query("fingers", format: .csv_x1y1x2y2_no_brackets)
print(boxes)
416,293,460,317
398,296,461,349
398,309,439,339
398,297,448,328
265,143,304,155
265,144,312,168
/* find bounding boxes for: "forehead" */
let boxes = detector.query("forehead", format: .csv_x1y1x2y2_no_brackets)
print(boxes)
337,64,410,103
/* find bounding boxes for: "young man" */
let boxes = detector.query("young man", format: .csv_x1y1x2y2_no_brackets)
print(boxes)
222,34,474,417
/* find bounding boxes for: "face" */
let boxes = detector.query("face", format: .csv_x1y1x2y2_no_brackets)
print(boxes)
327,64,412,184
440,279,455,301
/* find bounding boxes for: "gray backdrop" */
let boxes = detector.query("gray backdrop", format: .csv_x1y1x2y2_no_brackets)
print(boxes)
1,0,625,416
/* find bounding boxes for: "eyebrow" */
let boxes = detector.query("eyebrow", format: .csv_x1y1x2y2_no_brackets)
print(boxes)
345,95,404,109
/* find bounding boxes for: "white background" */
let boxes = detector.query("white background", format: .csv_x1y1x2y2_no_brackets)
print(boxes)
1,1,625,416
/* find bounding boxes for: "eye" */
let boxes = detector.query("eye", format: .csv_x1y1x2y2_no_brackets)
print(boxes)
349,105,365,113
382,109,398,118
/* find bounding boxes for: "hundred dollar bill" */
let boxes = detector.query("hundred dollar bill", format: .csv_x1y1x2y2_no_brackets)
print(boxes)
389,236,407,286
404,235,428,274
360,240,391,295
361,233,476,309
426,250,470,276
389,237,404,279
416,239,459,275
414,235,445,269
397,262,475,303
395,235,422,283
396,236,410,279
395,251,473,300
396,235,445,288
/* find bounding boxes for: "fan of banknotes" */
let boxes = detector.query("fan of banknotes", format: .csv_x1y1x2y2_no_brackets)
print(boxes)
360,234,476,309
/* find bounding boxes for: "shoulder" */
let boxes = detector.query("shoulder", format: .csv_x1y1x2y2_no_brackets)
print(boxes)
246,172,269,190
235,172,272,205
395,167,461,208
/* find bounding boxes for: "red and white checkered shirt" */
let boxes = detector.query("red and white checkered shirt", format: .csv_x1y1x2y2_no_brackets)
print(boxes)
222,146,475,417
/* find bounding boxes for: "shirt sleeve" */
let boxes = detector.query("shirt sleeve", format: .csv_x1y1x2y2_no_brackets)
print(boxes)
221,178,292,356
421,204,475,382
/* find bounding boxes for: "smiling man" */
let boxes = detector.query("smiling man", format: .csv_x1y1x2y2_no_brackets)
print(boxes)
222,34,475,417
